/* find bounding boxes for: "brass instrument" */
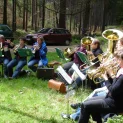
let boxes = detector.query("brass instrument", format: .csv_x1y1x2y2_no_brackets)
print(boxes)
14,44,20,53
87,58,118,84
64,47,74,58
85,29,123,84
32,44,40,54
81,36,95,60
102,29,123,54
0,42,3,50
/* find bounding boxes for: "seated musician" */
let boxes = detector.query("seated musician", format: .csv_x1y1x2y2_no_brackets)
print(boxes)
7,37,27,78
78,50,123,123
116,37,123,50
63,41,87,76
73,39,103,89
0,35,14,77
28,36,48,72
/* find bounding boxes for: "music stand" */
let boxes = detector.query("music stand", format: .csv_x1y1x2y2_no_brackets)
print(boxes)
56,66,75,119
18,49,34,57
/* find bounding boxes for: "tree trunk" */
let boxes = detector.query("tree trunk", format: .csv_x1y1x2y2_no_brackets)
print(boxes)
23,0,25,30
42,0,45,28
3,0,7,24
31,0,34,29
59,0,66,28
12,0,16,32
82,0,91,35
25,0,28,31
101,0,106,32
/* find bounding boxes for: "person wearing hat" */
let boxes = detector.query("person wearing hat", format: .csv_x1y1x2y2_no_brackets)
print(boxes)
0,35,14,77
7,37,27,78
28,36,48,72
63,41,87,76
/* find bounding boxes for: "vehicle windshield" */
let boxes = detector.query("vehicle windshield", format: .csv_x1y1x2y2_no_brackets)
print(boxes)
38,28,50,33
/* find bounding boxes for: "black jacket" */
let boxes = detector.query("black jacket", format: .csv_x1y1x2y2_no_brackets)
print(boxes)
92,48,103,67
105,75,123,110
1,42,14,60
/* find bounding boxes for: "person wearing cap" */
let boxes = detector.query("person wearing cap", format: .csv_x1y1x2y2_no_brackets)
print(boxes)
63,41,87,76
7,37,27,78
28,36,48,72
0,35,14,77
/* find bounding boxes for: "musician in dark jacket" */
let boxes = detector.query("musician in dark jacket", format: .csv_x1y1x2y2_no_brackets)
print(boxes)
0,35,14,77
74,39,103,89
7,37,27,78
28,36,48,72
78,50,123,123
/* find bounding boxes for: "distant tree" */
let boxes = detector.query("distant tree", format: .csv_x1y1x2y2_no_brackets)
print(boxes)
59,0,66,28
3,0,7,24
12,0,16,31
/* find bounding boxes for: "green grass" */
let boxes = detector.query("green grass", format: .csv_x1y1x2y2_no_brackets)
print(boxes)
0,52,91,123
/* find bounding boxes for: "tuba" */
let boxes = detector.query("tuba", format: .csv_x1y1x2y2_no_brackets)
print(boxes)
102,29,123,54
81,36,95,60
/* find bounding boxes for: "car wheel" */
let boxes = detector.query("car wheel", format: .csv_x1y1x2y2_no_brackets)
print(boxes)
65,40,70,46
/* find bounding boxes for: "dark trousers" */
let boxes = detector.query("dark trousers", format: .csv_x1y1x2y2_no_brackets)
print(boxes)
78,96,117,123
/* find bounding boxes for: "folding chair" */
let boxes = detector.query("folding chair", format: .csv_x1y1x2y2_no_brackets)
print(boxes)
0,50,4,77
55,48,69,62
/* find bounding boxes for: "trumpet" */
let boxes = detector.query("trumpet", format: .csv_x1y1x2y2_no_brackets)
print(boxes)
32,45,40,54
14,44,20,53
0,42,3,50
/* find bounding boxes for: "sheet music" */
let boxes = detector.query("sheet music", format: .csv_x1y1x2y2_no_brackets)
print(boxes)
56,66,73,84
72,63,86,80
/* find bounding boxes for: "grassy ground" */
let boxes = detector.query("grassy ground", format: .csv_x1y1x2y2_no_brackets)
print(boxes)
0,52,91,123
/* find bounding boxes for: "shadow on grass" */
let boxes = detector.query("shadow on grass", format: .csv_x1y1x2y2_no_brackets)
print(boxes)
0,105,57,123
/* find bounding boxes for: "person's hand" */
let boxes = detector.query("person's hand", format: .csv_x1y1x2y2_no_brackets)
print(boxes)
87,51,93,55
101,71,108,80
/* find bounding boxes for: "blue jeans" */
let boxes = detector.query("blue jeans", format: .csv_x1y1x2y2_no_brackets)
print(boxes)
0,58,12,76
7,59,27,78
28,57,43,72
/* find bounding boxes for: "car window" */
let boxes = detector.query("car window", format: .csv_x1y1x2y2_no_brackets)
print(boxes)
38,28,50,33
54,29,62,34
0,25,10,31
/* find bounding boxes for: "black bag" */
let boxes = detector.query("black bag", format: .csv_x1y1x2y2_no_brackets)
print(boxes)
36,67,54,79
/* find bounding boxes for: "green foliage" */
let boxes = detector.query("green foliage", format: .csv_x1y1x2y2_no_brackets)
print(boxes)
107,115,123,123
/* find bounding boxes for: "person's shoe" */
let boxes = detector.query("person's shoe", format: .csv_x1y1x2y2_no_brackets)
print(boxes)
61,113,70,119
70,103,81,109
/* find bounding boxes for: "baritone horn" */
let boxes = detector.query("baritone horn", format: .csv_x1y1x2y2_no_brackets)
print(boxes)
87,58,118,84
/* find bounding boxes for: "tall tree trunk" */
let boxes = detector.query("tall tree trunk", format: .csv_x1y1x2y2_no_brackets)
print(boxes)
53,1,59,27
101,0,106,32
23,0,25,30
82,0,91,35
31,0,34,29
12,0,16,32
42,0,45,28
59,0,66,28
3,0,7,24
25,0,28,31
35,0,37,31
